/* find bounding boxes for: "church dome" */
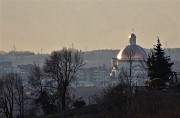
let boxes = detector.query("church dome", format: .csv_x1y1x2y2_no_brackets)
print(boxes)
117,33,147,60
117,45,147,60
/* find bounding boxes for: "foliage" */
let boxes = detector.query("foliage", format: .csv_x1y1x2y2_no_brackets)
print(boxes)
35,91,58,115
147,38,174,83
46,105,97,118
93,83,133,118
127,90,180,118
46,85,180,118
73,98,86,108
149,78,166,89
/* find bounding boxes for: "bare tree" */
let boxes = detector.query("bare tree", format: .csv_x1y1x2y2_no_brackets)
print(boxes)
0,73,26,118
126,48,135,78
118,48,135,86
28,65,57,115
28,65,44,115
28,65,44,94
119,67,129,83
0,75,14,118
13,74,25,118
43,47,84,110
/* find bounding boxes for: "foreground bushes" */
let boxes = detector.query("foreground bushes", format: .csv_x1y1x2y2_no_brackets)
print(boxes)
47,84,180,118
127,90,180,118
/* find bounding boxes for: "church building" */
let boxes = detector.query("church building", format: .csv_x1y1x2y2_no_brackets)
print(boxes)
111,33,148,86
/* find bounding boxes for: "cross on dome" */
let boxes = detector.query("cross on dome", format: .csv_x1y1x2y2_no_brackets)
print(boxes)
132,28,134,33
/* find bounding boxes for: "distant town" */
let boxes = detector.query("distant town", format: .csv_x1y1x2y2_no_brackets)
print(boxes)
0,48,179,83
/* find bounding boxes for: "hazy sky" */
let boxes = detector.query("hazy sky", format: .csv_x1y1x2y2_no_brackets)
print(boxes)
0,0,180,53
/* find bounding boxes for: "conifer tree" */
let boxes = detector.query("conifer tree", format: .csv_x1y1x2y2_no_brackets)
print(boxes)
147,38,174,82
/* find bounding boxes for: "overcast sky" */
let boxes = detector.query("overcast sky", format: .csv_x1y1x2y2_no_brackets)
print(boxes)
0,0,179,53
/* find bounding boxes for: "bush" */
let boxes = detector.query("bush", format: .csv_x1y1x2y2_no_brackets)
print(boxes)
150,78,166,89
73,99,86,108
93,83,132,118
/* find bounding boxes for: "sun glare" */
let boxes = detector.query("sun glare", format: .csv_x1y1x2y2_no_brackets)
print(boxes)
117,53,121,59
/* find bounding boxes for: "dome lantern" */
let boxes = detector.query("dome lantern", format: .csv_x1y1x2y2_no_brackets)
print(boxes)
129,33,136,45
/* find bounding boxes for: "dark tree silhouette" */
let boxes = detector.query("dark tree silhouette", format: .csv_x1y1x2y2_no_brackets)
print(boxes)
73,98,86,108
147,38,174,84
126,48,135,78
28,65,44,94
0,75,14,118
35,91,57,115
94,83,132,118
43,47,84,110
13,74,25,118
28,65,57,115
0,73,26,118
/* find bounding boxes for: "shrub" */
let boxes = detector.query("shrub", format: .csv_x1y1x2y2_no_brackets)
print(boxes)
73,99,86,108
150,78,166,89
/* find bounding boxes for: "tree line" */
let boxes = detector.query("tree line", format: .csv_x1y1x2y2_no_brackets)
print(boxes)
0,47,84,118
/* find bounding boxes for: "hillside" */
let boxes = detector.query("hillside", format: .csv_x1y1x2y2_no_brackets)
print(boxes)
0,49,179,70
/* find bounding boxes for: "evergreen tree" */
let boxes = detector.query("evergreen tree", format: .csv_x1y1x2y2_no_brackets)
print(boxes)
147,38,174,82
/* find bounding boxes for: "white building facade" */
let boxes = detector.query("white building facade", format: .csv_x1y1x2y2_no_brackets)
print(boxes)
111,33,148,86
